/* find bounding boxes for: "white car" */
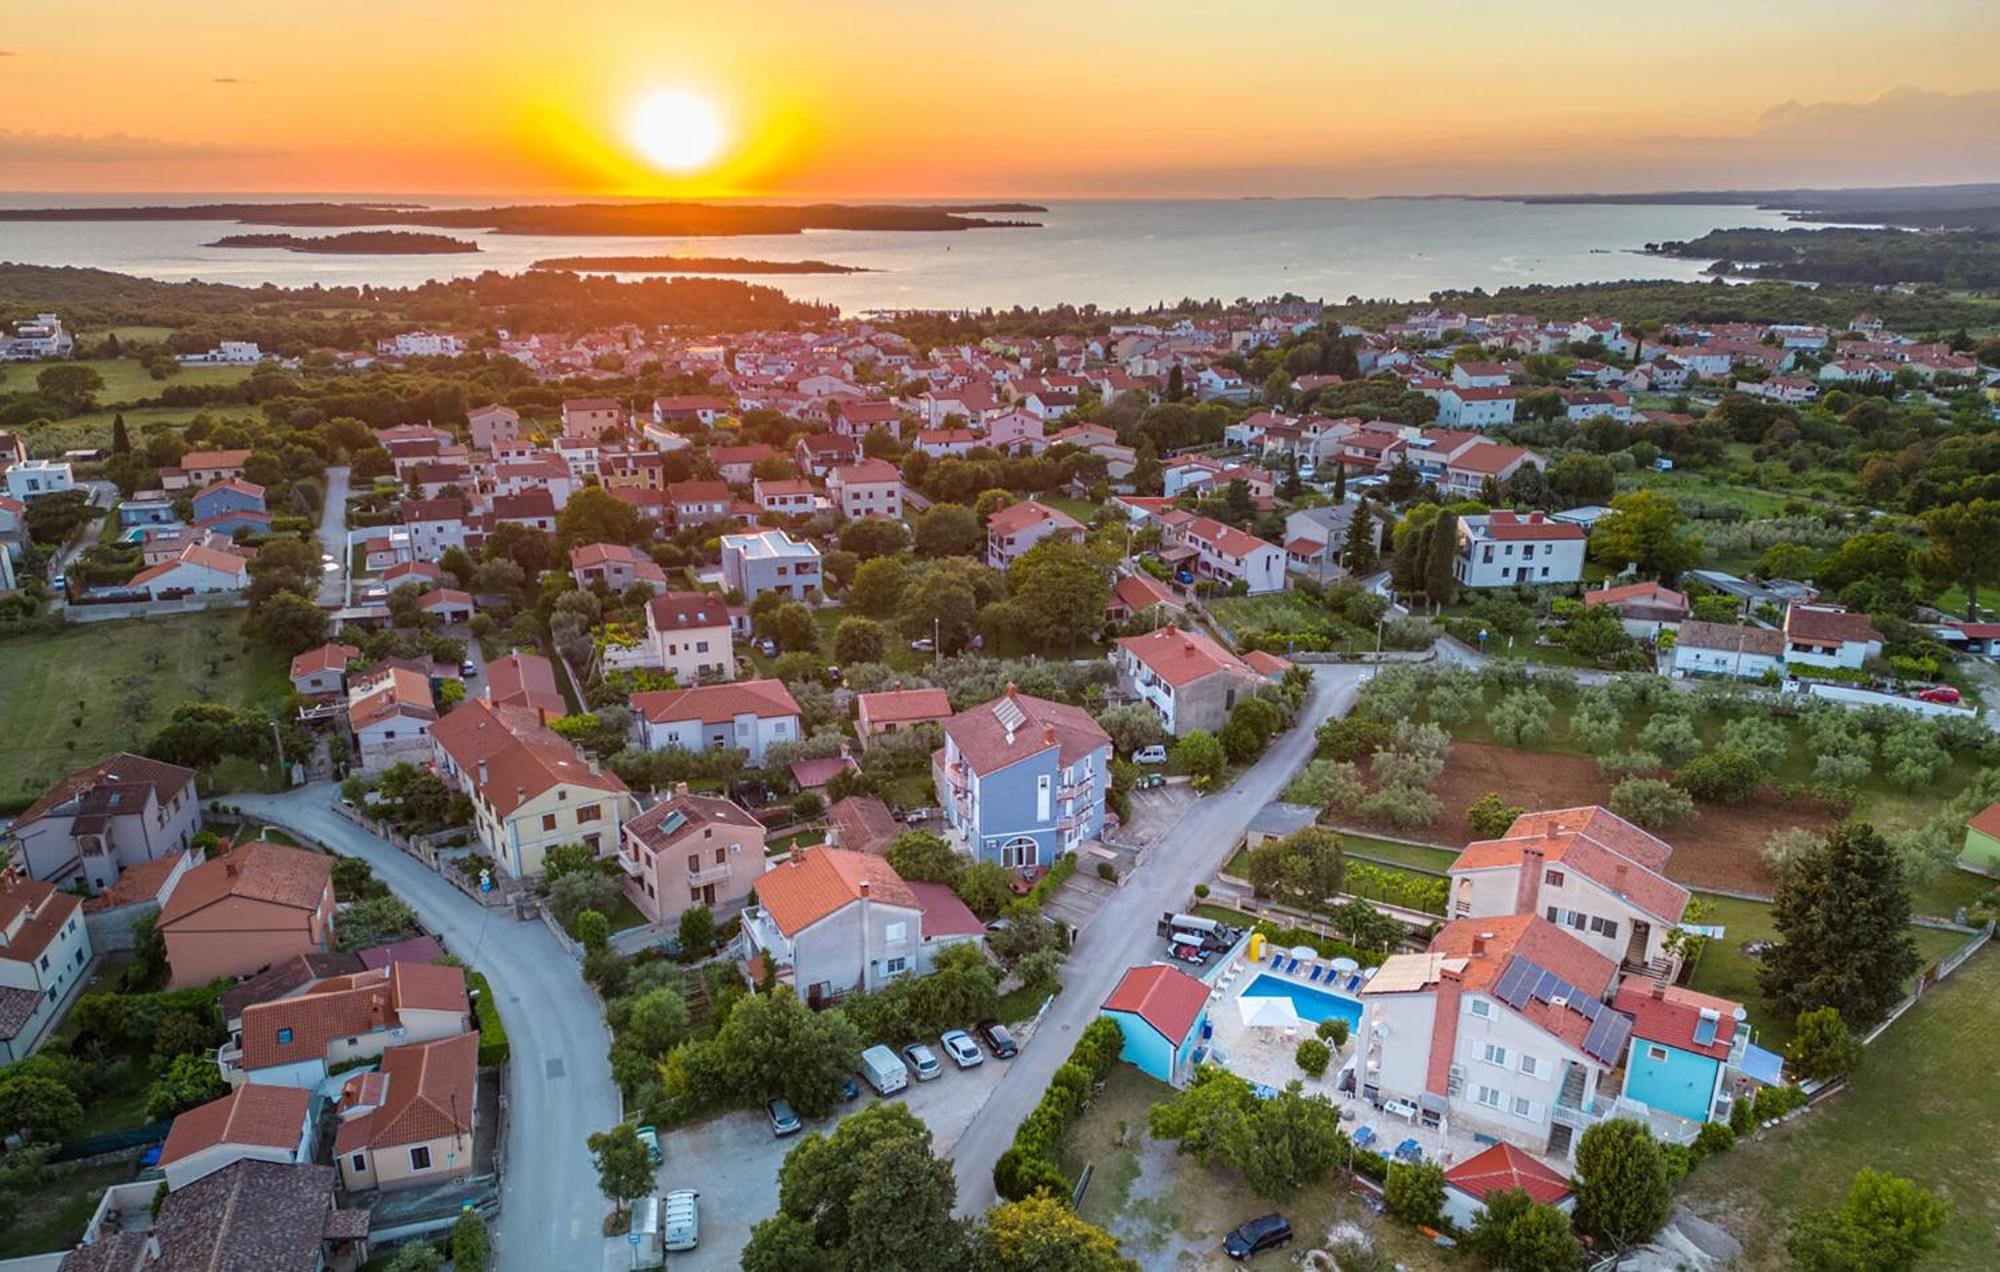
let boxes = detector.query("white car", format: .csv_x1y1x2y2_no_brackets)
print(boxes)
902,1043,943,1081
1133,744,1169,766
939,1030,983,1069
663,1189,699,1252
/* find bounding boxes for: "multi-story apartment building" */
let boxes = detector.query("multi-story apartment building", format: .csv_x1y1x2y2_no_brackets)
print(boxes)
720,530,822,601
618,786,767,925
0,871,93,1063
6,754,203,893
935,689,1112,869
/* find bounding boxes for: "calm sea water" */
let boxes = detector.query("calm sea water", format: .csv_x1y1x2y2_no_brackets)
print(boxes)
0,194,1800,314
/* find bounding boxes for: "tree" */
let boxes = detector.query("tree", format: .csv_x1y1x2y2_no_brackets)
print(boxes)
334,894,422,951
1589,491,1701,582
1467,1187,1582,1272
1608,777,1695,829
0,1073,84,1143
542,842,598,882
886,830,963,884
1548,450,1616,505
677,903,716,959
1487,688,1555,747
758,1102,965,1269
36,363,104,402
1786,1169,1948,1272
573,909,610,953
556,484,642,547
144,1052,227,1120
716,986,862,1116
1786,1006,1863,1082
833,617,889,664
450,1211,491,1272
1339,502,1376,573
1466,791,1526,839
1385,1160,1447,1226
1294,1036,1330,1078
955,861,1014,917
1173,730,1225,787
839,518,909,560
1005,539,1110,654
1638,710,1703,765
1422,512,1458,607
741,1215,819,1272
547,870,622,929
1917,499,2000,620
625,987,692,1058
585,1122,654,1219
900,571,979,652
772,602,818,653
1572,1119,1672,1247
382,1244,443,1272
1093,703,1167,756
1148,1069,1346,1201
1760,822,1919,1030
848,556,910,617
244,590,330,656
913,503,983,559
975,1195,1135,1272
111,412,131,454
1677,748,1763,805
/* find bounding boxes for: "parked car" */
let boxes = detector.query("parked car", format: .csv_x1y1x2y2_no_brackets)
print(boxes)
1223,1214,1293,1261
460,659,478,678
758,637,778,657
1917,686,1962,704
840,1076,861,1102
859,1044,909,1095
910,637,936,652
975,1019,1018,1059
662,1190,699,1252
766,1099,802,1137
1135,772,1167,790
1134,744,1169,766
902,1043,943,1081
939,1030,983,1069
636,1124,662,1165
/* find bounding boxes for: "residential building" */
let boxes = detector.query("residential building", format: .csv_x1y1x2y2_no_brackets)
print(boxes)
158,843,337,988
1113,623,1265,737
752,477,815,517
1671,621,1784,680
854,687,953,746
334,1031,479,1192
398,498,469,556
176,449,254,486
417,588,474,625
0,871,92,1063
465,403,521,452
60,1161,366,1272
382,330,465,357
1441,444,1541,498
985,499,1085,569
825,795,901,854
1180,516,1288,594
2,313,73,360
650,394,727,426
644,591,737,683
290,642,363,697
6,754,203,893
190,478,266,525
346,666,438,772
708,444,777,486
1964,803,2000,870
561,396,625,436
127,541,251,600
483,651,567,721
601,449,665,491
489,488,557,533
1440,1143,1574,1231
618,787,767,925
157,1084,314,1192
1613,981,1745,1128
794,433,861,476
221,961,470,1088
1782,603,1883,670
1447,806,1691,976
1582,580,1690,638
5,459,75,501
914,428,978,458
1100,964,1210,1086
935,688,1113,868
1436,385,1518,428
665,480,733,530
570,542,668,594
741,845,982,1006
1105,571,1186,626
1454,511,1586,588
630,679,802,765
429,699,635,878
720,529,822,601
827,458,904,520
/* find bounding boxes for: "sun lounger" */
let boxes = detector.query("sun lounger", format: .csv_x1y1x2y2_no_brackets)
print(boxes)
1283,958,1300,974
1353,1126,1378,1149
1307,965,1324,983
1345,973,1362,992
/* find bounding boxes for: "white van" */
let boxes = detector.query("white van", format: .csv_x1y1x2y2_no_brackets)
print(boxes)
859,1043,909,1095
663,1190,699,1252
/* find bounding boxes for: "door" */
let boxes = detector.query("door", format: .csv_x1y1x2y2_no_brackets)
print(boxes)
1626,920,1651,966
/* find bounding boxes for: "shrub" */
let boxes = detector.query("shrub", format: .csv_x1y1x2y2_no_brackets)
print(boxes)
1676,748,1764,805
1486,689,1555,747
1609,777,1695,828
1294,1037,1330,1078
464,970,510,1065
1316,716,1391,761
1192,883,1210,899
1317,1018,1349,1048
1096,862,1118,882
1786,1007,1863,1081
992,1016,1123,1201
1691,1120,1736,1161
1384,1160,1446,1226
1466,791,1525,839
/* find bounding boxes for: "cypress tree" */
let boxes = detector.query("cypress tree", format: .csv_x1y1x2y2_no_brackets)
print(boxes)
1333,461,1347,502
1341,503,1376,573
1390,519,1425,597
111,413,130,455
1422,511,1459,608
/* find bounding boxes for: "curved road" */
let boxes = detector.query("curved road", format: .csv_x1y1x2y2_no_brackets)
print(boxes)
948,663,1370,1213
232,785,616,1272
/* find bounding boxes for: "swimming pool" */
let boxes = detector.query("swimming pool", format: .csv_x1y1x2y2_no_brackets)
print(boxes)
1240,972,1364,1029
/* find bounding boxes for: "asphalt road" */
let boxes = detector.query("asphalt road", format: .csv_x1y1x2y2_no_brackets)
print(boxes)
231,784,618,1272
316,464,349,607
947,663,1371,1214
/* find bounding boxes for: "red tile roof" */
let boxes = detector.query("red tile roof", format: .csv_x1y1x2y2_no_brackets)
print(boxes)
756,845,919,936
237,962,466,1071
1613,979,1740,1061
1452,813,1690,924
159,1084,309,1168
1785,603,1883,646
430,698,627,818
1968,802,2000,842
158,842,332,929
1502,807,1673,872
1102,964,1208,1044
483,652,565,718
1469,511,1586,542
1444,1142,1572,1205
1116,623,1259,689
905,880,985,937
290,642,361,681
647,590,731,632
986,499,1081,537
0,874,81,969
630,678,800,725
1583,580,1689,611
334,1031,478,1152
857,687,953,726
941,687,1111,776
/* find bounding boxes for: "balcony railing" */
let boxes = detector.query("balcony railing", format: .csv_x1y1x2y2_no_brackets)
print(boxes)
687,861,732,887
616,850,643,877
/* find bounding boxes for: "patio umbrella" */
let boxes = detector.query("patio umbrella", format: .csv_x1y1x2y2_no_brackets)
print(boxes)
1289,944,1319,962
1329,956,1360,974
1238,994,1303,1030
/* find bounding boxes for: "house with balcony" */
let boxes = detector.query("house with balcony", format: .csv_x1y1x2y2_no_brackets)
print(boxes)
1446,806,1691,979
6,753,203,894
1455,511,1586,588
0,871,93,1064
985,499,1085,569
569,542,668,595
619,786,767,926
219,961,469,1089
629,679,801,765
740,845,982,1007
157,842,337,988
934,687,1112,869
1179,516,1288,594
1112,623,1265,737
333,1030,479,1193
644,591,737,684
1782,603,1884,670
346,666,438,773
721,529,821,601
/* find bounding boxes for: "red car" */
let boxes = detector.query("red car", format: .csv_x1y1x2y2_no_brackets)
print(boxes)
1917,686,1962,704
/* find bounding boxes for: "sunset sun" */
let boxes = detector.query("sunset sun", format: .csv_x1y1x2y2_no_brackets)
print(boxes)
627,87,727,175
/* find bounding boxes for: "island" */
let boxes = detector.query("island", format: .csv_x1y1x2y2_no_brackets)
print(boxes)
1646,226,2000,289
529,255,870,275
203,231,481,255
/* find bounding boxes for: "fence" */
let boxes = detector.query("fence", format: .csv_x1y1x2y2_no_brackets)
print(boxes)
329,801,514,910
1860,921,1991,1048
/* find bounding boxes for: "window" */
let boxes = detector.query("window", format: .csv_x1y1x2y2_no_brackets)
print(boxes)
1475,1085,1502,1109
1469,998,1492,1019
578,805,601,823
542,814,558,832
1519,1054,1540,1078
1480,1043,1508,1067
1545,869,1565,888
1036,774,1052,821
1589,916,1620,941
882,956,909,977
687,854,700,873
885,921,908,944
277,1027,295,1045
1512,1095,1536,1119
1647,1044,1670,1062
409,1146,432,1171
714,848,725,865
696,640,709,653
38,954,48,970
351,1153,367,1173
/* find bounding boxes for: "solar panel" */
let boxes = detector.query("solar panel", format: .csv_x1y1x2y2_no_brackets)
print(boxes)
1533,969,1569,1003
1494,957,1537,1009
1693,1013,1719,1047
992,696,1027,734
657,810,687,836
1582,1010,1634,1065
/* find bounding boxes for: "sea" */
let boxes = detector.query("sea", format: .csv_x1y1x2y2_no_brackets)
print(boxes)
0,194,1805,315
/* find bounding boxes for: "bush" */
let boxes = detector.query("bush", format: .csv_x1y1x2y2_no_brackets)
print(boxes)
1317,1017,1349,1048
1316,716,1391,761
1487,689,1555,746
1786,1007,1863,1081
1465,791,1525,839
1384,1160,1446,1226
1294,1037,1330,1078
1692,1120,1736,1161
993,1016,1123,1201
464,970,510,1065
1676,748,1764,805
1096,861,1117,882
1608,777,1695,828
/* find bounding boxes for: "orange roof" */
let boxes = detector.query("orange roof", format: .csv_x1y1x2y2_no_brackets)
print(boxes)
625,791,762,854
159,1085,309,1168
1501,806,1674,872
831,458,901,484
1583,580,1688,610
1613,979,1740,1061
987,499,1081,537
16,752,196,828
334,1031,478,1152
1444,1142,1572,1205
346,667,436,732
430,698,627,818
1969,802,2000,842
290,642,361,681
178,448,253,470
1452,820,1689,924
1111,572,1182,615
857,687,953,726
756,845,919,935
1116,623,1258,689
1785,603,1883,647
1102,964,1208,1044
0,874,81,969
158,842,332,929
83,850,188,913
647,591,732,632
484,652,564,718
630,678,800,726
1470,510,1586,542
237,962,466,1071
1429,916,1618,1054
1243,650,1292,677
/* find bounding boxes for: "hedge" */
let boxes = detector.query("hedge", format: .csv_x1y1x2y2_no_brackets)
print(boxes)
465,971,510,1066
1249,919,1390,968
993,1015,1122,1202
1024,854,1079,909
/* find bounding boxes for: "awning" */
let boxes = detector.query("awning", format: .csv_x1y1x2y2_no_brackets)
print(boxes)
1737,1042,1785,1087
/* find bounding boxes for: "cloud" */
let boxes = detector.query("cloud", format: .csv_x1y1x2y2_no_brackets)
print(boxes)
1752,86,2000,143
0,130,278,163
212,76,250,84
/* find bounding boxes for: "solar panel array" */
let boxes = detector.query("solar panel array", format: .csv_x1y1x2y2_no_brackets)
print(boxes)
1491,954,1633,1065
656,810,688,837
992,695,1027,734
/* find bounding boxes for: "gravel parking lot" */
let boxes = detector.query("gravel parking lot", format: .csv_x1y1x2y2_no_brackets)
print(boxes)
641,1045,1012,1270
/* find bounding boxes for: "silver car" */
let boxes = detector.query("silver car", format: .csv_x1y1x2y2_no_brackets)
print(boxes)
902,1043,942,1080
939,1030,983,1069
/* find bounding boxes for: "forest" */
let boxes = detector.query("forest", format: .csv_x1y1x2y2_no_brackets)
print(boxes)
1649,227,2000,289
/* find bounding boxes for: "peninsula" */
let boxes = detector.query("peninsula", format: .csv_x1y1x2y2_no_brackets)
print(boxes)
529,255,870,275
204,231,480,254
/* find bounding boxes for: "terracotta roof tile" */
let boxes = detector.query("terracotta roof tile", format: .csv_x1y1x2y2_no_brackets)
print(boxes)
1116,623,1259,689
1613,979,1740,1061
755,845,918,936
158,842,332,929
940,688,1110,777
159,1085,309,1168
1444,1142,1572,1204
857,687,952,726
630,678,800,726
1102,964,1208,1044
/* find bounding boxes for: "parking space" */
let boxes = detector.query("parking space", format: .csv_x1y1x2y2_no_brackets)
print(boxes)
1045,868,1118,931
1117,782,1198,849
641,1044,1012,1270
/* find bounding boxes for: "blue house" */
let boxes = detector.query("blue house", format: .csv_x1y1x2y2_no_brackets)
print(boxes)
190,477,266,523
934,688,1112,869
1101,964,1210,1086
1614,980,1745,1125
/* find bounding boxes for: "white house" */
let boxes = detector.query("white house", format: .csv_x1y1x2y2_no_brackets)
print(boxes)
1782,603,1884,670
0,874,92,1063
1670,621,1785,680
1179,516,1288,594
1436,386,1518,429
629,679,802,765
1454,512,1585,589
644,591,737,684
826,459,903,521
346,667,438,773
127,542,251,600
720,530,822,601
4,458,75,501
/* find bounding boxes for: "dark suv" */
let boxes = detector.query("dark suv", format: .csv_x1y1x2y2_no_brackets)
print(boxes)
1223,1214,1293,1260
975,1019,1018,1058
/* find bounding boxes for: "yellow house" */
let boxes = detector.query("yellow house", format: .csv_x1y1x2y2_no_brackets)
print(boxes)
335,1031,479,1192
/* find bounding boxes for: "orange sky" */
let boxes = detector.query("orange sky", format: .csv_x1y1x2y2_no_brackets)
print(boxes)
1,1,1996,196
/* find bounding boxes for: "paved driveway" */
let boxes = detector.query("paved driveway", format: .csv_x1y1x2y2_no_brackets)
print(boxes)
315,464,349,607
231,785,618,1272
947,664,1373,1215
642,1049,1010,1270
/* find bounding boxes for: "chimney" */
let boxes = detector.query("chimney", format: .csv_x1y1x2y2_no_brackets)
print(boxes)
1471,932,1490,956
1515,845,1544,916
224,859,241,878
673,781,690,799
476,760,488,786
858,878,870,898
587,757,600,777
1651,981,1667,1000
516,786,526,807
1424,964,1465,1100
1613,862,1629,896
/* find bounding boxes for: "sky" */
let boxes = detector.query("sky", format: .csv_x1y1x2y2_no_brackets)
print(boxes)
1,0,1997,198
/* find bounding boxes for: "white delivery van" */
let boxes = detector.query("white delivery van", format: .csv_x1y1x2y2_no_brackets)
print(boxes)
859,1044,909,1095
663,1189,699,1252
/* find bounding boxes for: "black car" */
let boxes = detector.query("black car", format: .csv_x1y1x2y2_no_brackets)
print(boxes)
1223,1214,1292,1261
975,1019,1018,1059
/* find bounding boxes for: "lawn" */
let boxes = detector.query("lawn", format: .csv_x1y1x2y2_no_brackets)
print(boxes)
19,405,197,455
0,610,291,804
1615,466,1796,517
1337,832,1457,873
0,1161,134,1258
64,357,256,406
1680,949,2000,1269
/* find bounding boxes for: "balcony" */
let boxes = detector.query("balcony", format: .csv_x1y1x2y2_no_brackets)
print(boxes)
942,761,972,793
616,848,643,877
216,1040,245,1083
687,861,732,887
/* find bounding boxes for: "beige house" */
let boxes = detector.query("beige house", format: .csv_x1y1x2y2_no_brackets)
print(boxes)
618,787,767,925
335,1031,479,1192
157,842,337,988
854,688,953,746
429,699,636,878
644,591,737,684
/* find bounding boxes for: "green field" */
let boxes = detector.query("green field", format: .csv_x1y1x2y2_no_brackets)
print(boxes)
63,356,256,405
1615,466,1798,517
0,611,291,802
19,405,201,455
1681,949,2000,1269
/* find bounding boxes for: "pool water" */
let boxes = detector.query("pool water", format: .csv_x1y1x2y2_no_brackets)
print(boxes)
1240,972,1364,1029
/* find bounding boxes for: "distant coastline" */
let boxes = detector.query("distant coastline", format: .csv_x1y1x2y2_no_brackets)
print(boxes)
205,230,480,255
1500,182,2000,231
530,255,871,275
